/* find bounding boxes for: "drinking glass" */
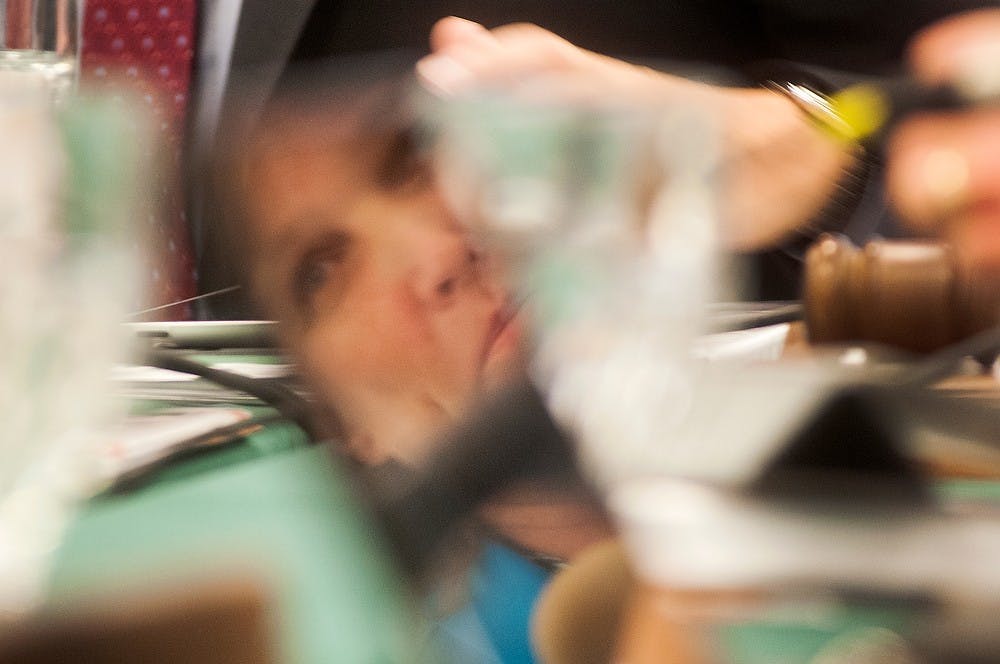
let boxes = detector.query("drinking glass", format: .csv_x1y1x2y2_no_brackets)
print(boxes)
0,0,77,104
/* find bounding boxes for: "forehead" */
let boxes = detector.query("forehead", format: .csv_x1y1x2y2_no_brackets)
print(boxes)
242,116,387,245
249,117,369,201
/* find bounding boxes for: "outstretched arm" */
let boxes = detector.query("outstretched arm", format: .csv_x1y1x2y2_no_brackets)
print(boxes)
418,17,861,252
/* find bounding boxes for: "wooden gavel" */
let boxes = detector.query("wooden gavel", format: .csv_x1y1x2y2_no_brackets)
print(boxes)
803,234,1000,353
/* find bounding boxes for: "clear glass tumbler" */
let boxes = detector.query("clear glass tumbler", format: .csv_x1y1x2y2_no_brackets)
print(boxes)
0,0,77,104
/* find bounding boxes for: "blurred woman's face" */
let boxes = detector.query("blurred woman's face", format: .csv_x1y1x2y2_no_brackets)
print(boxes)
240,114,527,464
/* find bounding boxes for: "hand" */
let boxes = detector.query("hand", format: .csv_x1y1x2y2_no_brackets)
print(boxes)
887,9,1000,272
417,16,683,102
418,18,858,252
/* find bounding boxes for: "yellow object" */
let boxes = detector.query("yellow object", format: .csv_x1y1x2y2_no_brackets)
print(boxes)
829,84,891,143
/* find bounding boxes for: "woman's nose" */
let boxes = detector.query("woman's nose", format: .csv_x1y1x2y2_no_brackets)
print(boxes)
413,232,500,308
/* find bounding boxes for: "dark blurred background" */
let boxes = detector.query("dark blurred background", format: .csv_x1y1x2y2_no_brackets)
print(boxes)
287,0,992,76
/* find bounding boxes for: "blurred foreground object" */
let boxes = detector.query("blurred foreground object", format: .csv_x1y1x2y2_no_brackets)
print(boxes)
611,476,1000,663
0,91,145,613
33,340,424,662
47,440,425,663
425,87,723,490
804,234,1000,353
605,371,1000,663
392,75,1000,663
0,0,77,106
79,0,199,318
0,577,272,663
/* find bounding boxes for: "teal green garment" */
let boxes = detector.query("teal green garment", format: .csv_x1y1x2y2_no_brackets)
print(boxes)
49,445,428,663
936,478,1000,504
704,478,1000,663
117,404,307,487
50,351,430,661
720,601,917,664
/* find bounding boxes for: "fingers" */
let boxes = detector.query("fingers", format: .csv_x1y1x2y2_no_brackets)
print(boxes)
418,18,583,97
888,110,1000,268
907,8,1000,84
420,17,498,95
428,16,493,53
887,8,1000,271
888,111,1000,226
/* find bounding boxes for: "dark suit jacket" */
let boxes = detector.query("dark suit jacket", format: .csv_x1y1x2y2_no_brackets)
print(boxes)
288,0,997,77
190,0,315,319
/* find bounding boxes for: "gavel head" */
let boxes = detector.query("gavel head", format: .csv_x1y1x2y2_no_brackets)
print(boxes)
803,234,1000,353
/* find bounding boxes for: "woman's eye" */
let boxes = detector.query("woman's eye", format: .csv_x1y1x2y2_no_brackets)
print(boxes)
294,257,336,316
293,231,352,318
302,259,335,293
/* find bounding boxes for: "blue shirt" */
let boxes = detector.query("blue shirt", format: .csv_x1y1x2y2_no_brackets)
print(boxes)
437,541,554,663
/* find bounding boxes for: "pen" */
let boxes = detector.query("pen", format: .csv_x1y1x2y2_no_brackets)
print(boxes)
824,72,1000,151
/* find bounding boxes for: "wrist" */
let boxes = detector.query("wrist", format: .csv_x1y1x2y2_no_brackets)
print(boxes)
719,85,863,250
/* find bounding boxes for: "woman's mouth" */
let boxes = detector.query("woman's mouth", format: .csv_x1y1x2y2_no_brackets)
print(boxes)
482,299,526,369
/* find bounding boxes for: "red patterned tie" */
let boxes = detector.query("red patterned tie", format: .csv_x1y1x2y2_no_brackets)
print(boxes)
80,0,198,319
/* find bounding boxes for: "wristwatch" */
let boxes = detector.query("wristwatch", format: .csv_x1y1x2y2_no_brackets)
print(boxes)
763,79,877,243
764,80,856,142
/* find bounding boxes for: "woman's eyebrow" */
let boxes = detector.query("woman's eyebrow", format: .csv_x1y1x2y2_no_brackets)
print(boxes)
374,124,431,191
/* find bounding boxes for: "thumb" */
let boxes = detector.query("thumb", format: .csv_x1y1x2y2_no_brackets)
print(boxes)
429,16,493,52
